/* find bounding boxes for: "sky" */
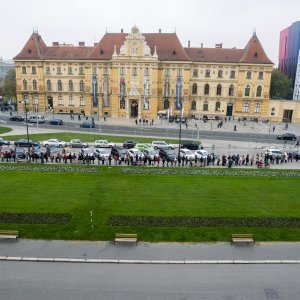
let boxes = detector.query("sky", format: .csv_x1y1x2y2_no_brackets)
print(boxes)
1,0,300,66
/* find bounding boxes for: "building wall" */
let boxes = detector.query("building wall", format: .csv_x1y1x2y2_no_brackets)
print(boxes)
293,51,300,100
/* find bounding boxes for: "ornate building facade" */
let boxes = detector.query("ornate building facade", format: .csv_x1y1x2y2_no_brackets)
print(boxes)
13,26,300,122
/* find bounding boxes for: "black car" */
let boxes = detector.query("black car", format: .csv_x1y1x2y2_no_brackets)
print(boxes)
9,115,24,122
123,140,138,149
181,140,201,150
159,149,177,161
111,147,127,160
277,133,297,141
80,121,95,128
292,150,300,159
49,119,63,125
0,138,10,146
14,139,40,147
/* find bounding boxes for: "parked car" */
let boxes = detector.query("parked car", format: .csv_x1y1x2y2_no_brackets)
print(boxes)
28,115,45,123
69,139,88,148
42,139,68,148
179,149,195,160
14,139,40,147
194,149,210,159
15,147,26,159
181,140,201,150
111,147,127,160
49,119,63,125
134,143,152,152
143,149,158,160
159,148,177,161
277,133,296,141
127,148,144,159
152,140,174,150
80,148,95,158
94,140,116,148
123,140,139,149
80,121,95,128
9,115,24,122
0,138,10,146
94,148,110,159
0,145,12,155
292,150,300,159
265,149,286,159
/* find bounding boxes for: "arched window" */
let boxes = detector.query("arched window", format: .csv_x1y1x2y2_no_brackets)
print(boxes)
192,83,197,94
80,80,84,92
164,98,169,109
254,103,260,113
32,80,37,91
68,80,73,91
58,80,62,91
215,101,221,111
242,102,249,113
246,71,252,79
23,79,27,90
228,84,234,96
204,84,209,95
216,84,222,96
47,80,51,91
245,85,250,96
218,70,223,78
193,69,198,77
205,69,210,78
191,100,196,110
203,101,209,111
256,85,262,97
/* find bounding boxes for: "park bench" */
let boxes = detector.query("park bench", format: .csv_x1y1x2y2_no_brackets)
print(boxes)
0,230,19,242
114,233,138,245
230,233,255,245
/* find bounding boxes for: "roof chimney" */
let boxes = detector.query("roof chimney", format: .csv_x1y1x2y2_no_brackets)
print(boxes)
52,42,59,46
79,42,85,47
215,43,223,48
121,28,123,33
201,43,203,48
159,29,161,33
188,40,190,47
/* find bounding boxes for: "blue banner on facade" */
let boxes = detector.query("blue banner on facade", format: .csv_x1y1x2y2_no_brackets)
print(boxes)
92,75,98,107
175,77,182,110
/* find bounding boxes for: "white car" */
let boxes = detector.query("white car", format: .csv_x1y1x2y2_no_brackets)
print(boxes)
265,148,286,159
194,149,210,159
179,149,195,160
42,139,68,148
94,140,116,148
127,148,144,159
151,140,174,150
94,148,110,159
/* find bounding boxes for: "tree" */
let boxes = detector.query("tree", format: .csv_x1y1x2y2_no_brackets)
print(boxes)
3,68,16,102
270,69,293,99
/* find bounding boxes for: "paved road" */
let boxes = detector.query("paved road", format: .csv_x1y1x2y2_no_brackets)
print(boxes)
1,261,299,299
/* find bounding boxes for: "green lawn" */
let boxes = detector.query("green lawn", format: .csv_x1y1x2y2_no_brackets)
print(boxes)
0,126,12,135
1,165,300,242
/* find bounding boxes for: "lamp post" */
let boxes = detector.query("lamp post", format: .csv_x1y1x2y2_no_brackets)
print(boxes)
177,102,183,165
24,98,30,161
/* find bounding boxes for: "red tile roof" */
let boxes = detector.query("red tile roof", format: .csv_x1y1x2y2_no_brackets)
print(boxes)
43,46,93,60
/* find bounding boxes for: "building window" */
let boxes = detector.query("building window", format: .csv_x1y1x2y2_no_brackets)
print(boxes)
245,85,250,96
230,70,235,78
69,95,74,106
256,85,262,97
216,84,222,96
23,79,27,90
79,66,84,75
191,100,196,110
218,70,223,78
258,71,264,80
120,67,125,75
132,67,137,76
68,67,73,75
32,80,37,91
215,101,221,111
103,67,108,75
92,67,97,75
242,102,249,113
144,68,149,76
193,69,198,77
22,67,26,74
80,96,85,106
203,101,209,111
46,67,50,74
58,80,62,91
68,80,73,91
192,83,197,94
177,69,182,77
57,67,61,75
165,68,170,76
47,80,51,91
58,96,63,105
229,84,234,96
32,67,36,74
205,69,210,78
246,71,252,79
33,95,38,105
254,102,260,113
80,80,84,92
204,83,210,95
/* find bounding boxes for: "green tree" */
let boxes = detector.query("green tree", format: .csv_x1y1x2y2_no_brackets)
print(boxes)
270,69,293,99
3,68,16,102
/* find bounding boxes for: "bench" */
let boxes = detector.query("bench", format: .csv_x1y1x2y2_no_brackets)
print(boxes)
0,230,19,242
231,233,254,245
114,233,138,245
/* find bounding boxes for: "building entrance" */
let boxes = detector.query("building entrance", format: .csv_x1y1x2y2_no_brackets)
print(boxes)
282,109,293,123
130,100,138,117
226,103,233,116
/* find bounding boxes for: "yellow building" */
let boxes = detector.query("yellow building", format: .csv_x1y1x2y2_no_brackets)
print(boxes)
13,26,300,122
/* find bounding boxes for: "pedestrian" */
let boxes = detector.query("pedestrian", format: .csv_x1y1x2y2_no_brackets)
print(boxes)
234,125,237,131
272,126,275,133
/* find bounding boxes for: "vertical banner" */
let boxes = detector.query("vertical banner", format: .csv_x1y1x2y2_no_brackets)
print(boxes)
175,77,182,110
92,75,98,107
103,75,109,107
120,78,125,109
143,78,150,110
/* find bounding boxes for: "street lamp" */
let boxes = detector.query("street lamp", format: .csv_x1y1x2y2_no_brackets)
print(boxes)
177,102,183,165
24,97,31,161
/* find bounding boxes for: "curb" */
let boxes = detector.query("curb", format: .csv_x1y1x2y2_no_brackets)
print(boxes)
1,256,300,264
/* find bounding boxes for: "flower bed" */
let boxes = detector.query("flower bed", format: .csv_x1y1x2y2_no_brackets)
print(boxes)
0,213,71,225
122,168,300,177
109,216,300,228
